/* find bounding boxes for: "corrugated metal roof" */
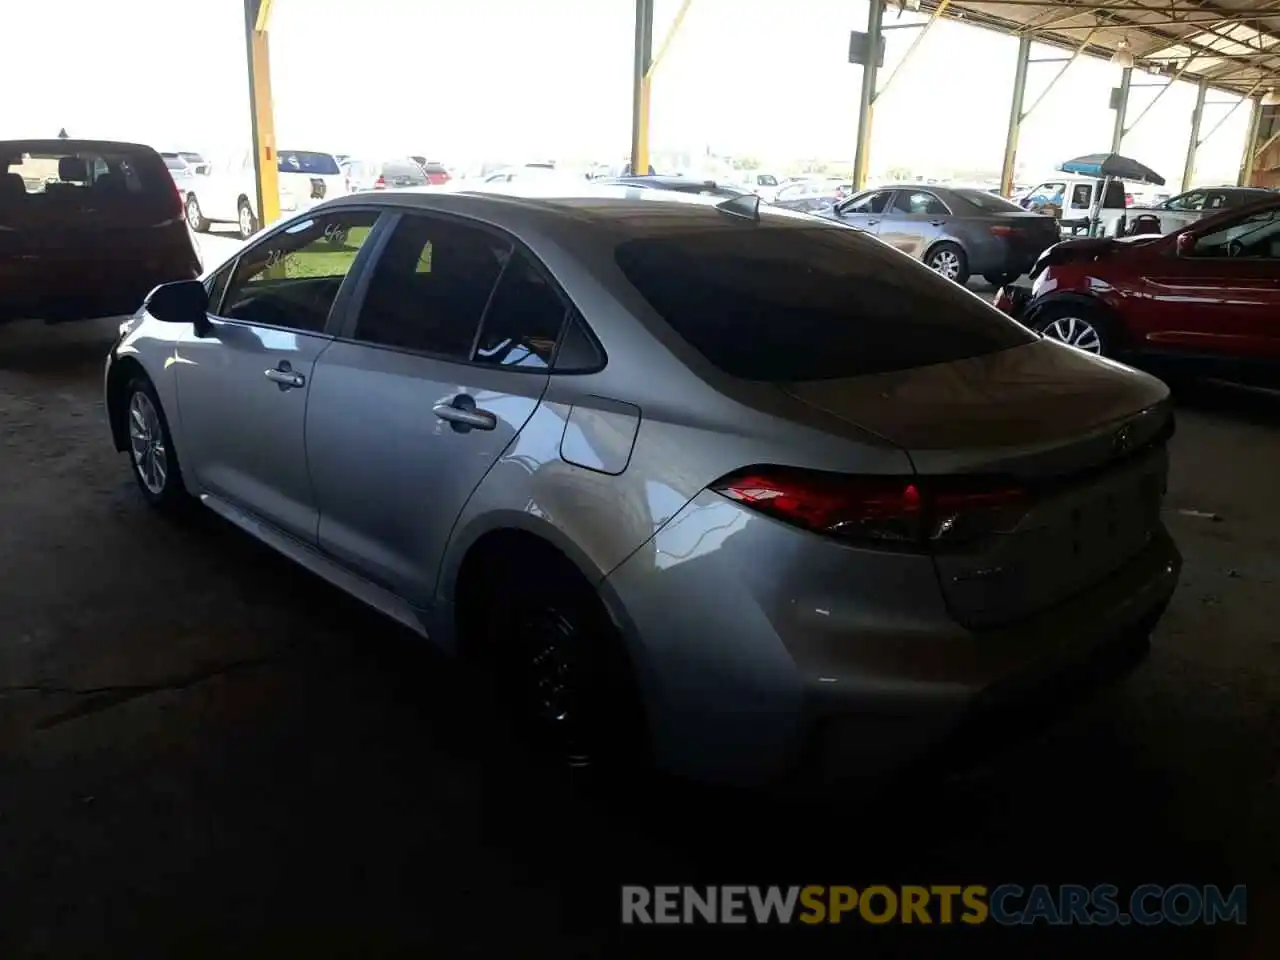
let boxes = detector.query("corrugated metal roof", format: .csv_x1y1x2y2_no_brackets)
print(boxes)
918,0,1280,99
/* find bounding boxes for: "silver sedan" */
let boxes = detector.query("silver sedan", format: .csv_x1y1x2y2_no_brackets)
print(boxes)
104,185,1180,787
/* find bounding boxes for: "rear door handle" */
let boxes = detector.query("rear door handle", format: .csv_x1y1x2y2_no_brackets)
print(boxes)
865,218,880,226
929,220,946,226
433,394,497,432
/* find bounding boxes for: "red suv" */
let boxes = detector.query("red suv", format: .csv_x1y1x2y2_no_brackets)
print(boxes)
995,196,1280,387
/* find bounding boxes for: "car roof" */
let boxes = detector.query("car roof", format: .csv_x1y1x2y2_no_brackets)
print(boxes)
320,181,825,240
0,139,157,154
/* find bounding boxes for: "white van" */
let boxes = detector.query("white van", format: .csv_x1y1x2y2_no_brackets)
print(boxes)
1018,175,1129,237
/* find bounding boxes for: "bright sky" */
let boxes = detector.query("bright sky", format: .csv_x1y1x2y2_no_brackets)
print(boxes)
0,0,1251,186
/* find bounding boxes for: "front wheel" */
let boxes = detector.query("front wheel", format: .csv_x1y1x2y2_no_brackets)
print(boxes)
926,242,969,285
237,199,259,239
124,377,191,515
1031,303,1111,356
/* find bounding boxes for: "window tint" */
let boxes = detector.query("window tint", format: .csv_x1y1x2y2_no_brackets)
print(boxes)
206,263,233,314
278,151,340,175
615,225,1035,381
553,312,605,373
1192,209,1280,259
1167,190,1206,212
1070,184,1092,207
472,251,566,370
220,211,378,332
844,190,892,214
891,191,949,216
1103,181,1126,207
352,213,510,357
953,188,1023,212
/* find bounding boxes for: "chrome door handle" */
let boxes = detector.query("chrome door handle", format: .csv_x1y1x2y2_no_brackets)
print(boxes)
265,368,305,388
865,218,879,226
433,395,497,432
929,220,946,226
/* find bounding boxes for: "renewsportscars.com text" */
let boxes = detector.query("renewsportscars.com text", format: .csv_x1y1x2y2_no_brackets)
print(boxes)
621,884,1248,926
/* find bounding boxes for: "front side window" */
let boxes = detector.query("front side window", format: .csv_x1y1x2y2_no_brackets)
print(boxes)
1191,209,1280,259
220,210,379,332
843,189,892,215
351,213,509,357
1167,190,1206,212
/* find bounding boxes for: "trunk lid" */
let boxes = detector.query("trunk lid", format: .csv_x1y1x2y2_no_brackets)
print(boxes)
780,339,1173,628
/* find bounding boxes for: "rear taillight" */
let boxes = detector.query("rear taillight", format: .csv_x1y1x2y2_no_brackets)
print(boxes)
374,175,387,189
1125,194,1134,207
989,224,1022,237
711,467,1028,548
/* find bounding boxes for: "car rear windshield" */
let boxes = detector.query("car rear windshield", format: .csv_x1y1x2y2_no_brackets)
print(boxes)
614,225,1037,381
0,145,175,227
952,188,1024,212
383,160,427,181
278,151,340,175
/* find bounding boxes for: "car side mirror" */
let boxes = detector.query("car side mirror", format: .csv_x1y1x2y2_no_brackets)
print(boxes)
1174,232,1197,257
144,280,210,334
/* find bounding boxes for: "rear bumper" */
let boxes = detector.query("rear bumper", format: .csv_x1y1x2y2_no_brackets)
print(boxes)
604,490,1181,789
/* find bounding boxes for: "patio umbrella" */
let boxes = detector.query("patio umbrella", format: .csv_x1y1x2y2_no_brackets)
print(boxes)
1057,153,1166,186
1057,154,1166,237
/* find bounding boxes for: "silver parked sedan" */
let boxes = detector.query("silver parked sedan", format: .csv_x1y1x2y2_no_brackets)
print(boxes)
104,185,1181,787
821,184,1062,286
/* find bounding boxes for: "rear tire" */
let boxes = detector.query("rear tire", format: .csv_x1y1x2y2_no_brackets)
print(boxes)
1030,302,1112,357
237,198,258,239
122,376,192,517
185,193,208,233
984,272,1019,287
459,543,647,775
926,242,969,285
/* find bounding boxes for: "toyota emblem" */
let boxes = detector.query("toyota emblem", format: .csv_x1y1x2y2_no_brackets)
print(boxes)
1112,424,1134,455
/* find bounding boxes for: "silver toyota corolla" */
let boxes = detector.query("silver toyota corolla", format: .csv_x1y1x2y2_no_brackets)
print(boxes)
104,184,1181,787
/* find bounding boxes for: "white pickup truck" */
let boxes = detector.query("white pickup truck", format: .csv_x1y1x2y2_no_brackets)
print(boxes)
182,149,348,238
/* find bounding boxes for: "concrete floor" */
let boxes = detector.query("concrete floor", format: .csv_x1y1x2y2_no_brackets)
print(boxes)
0,311,1276,957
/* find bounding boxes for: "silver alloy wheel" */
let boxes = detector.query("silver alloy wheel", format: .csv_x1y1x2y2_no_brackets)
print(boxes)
238,203,253,238
1042,315,1103,354
186,195,201,229
128,391,168,495
930,249,961,279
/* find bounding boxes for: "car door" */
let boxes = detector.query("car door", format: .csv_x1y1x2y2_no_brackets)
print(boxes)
876,189,949,258
305,211,563,607
831,188,894,233
174,208,383,542
1141,208,1280,364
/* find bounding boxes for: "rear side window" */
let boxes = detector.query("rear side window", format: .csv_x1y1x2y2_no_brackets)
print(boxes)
1103,180,1126,207
352,213,509,357
1070,184,1092,207
472,251,566,370
614,225,1036,381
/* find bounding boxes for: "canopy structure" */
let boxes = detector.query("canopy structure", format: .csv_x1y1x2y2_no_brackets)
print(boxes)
920,1,1280,99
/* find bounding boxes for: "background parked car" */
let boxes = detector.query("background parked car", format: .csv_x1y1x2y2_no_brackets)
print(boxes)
995,195,1280,386
409,156,452,185
1125,186,1274,235
345,158,430,192
160,151,198,205
0,138,200,323
770,178,847,213
823,184,1061,285
185,149,347,238
1018,175,1127,236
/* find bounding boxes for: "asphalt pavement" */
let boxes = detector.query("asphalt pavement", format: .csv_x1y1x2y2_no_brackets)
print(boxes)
0,251,1276,957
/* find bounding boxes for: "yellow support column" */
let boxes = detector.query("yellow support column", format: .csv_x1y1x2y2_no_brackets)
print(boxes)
245,0,280,230
630,0,691,177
